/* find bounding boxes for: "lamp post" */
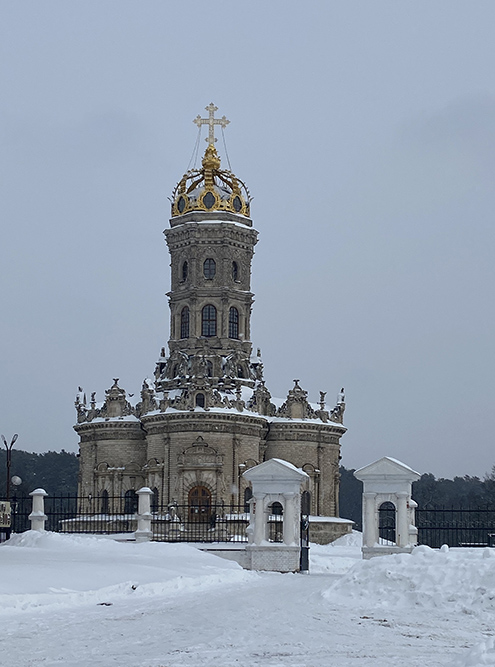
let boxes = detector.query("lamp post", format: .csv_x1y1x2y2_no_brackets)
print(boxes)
1,434,18,502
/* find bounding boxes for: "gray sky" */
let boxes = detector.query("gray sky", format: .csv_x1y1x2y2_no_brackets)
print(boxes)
1,1,494,479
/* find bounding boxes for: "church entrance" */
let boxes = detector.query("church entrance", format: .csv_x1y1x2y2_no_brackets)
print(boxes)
188,486,212,522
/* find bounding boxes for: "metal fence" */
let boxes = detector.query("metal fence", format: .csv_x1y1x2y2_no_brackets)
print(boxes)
9,495,495,548
416,506,495,548
4,495,285,544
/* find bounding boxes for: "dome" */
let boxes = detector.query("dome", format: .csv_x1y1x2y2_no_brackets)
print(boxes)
171,139,251,219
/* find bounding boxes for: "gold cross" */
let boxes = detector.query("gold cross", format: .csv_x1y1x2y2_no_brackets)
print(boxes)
193,103,230,145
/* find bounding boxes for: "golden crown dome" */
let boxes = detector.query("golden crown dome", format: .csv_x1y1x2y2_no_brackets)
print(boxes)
171,104,251,219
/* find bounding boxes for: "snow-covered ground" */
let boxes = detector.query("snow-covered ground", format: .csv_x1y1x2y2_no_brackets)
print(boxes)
1,531,494,666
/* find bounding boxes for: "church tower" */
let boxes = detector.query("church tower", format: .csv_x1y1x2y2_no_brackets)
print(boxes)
74,105,348,540
160,105,258,396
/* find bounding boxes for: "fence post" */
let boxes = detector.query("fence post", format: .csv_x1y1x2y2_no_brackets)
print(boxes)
29,489,48,532
135,487,153,542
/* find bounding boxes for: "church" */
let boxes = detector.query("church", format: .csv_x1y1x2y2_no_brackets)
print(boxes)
74,105,348,537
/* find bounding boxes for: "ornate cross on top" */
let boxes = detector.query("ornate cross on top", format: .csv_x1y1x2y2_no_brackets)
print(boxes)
193,103,230,145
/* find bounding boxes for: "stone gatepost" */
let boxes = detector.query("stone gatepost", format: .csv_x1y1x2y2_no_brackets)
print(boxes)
135,487,153,542
243,458,308,573
29,489,48,532
354,457,420,559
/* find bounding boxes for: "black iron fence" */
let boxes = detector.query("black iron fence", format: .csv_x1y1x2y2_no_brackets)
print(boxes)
8,494,495,548
2,495,285,544
416,506,495,548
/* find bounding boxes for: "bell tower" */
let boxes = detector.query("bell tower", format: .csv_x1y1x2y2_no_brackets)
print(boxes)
160,104,258,385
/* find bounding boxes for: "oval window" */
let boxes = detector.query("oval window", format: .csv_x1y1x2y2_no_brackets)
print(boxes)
203,192,216,209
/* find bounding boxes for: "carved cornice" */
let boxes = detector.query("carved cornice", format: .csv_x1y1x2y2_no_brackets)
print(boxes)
141,411,267,438
74,421,145,443
267,422,346,444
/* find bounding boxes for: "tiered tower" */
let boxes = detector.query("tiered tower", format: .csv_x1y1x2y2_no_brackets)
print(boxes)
74,105,347,529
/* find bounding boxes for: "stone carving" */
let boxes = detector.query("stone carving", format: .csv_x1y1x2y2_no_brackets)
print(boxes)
75,379,136,423
136,379,157,416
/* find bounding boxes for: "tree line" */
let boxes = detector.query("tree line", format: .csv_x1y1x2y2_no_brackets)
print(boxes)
0,449,78,497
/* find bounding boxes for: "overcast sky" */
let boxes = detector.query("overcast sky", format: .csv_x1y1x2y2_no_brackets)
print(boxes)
1,1,494,479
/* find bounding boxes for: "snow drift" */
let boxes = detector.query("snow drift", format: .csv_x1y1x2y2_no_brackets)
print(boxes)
324,543,495,615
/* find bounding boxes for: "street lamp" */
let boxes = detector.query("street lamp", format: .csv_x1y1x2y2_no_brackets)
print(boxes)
1,434,18,502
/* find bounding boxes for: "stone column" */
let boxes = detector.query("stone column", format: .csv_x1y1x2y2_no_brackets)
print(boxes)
396,491,410,547
135,487,153,542
362,492,377,548
282,493,297,546
29,489,48,532
252,493,266,545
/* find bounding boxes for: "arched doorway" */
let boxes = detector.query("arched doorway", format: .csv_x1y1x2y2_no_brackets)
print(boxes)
188,485,212,521
379,501,396,544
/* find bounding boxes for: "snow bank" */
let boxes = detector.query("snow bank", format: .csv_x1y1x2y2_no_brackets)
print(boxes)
330,530,362,547
0,531,255,614
324,544,495,615
309,532,362,574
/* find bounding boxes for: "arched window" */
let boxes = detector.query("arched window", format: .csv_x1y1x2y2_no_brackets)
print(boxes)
195,393,205,408
124,489,138,514
182,261,188,281
180,306,190,339
203,258,216,279
202,305,217,337
229,307,239,339
301,490,311,516
151,487,159,514
100,489,109,515
232,261,239,281
244,486,253,513
268,501,283,543
206,360,213,377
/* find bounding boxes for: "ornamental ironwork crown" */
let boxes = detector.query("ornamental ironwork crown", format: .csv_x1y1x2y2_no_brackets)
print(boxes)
170,104,251,219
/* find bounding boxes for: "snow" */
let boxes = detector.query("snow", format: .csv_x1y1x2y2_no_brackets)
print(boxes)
1,530,494,665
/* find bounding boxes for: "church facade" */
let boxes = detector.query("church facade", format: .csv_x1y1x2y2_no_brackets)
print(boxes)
74,105,347,523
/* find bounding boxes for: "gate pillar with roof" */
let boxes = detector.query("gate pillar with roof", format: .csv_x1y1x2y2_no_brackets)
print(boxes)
354,457,421,559
243,458,308,573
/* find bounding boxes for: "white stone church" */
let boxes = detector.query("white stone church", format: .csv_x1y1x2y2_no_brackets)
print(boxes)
74,104,349,542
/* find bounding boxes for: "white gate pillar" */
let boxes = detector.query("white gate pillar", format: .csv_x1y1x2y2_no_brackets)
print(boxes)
396,491,410,547
355,457,420,559
135,487,153,542
283,492,298,546
29,489,48,532
243,459,308,572
362,492,378,548
250,492,267,545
